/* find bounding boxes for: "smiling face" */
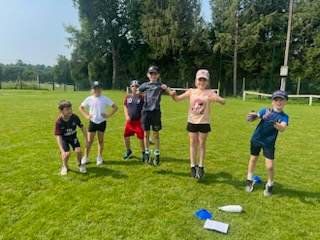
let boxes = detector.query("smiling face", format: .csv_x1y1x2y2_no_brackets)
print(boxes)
196,77,209,90
147,72,160,82
272,97,287,111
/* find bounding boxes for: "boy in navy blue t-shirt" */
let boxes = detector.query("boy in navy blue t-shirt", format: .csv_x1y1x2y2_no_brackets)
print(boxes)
246,90,289,196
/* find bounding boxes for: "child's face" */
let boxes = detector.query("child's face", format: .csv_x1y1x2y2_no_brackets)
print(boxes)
92,87,102,96
147,72,159,82
196,78,208,90
131,84,139,94
61,107,73,118
272,98,287,111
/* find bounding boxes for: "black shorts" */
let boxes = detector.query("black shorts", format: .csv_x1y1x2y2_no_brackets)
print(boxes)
187,122,211,133
88,121,107,132
61,137,80,152
250,141,275,160
141,110,162,131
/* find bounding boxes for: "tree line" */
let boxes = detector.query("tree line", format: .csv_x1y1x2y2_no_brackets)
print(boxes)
1,0,319,95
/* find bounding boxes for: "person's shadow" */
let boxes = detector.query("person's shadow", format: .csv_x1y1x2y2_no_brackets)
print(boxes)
86,164,128,179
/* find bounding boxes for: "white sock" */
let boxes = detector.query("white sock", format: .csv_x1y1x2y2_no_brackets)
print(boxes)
247,173,253,181
154,149,160,156
145,149,149,154
267,180,274,186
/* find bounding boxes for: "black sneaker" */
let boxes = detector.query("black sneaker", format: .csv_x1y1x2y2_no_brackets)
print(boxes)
143,152,150,163
153,154,160,166
245,179,254,192
197,167,205,179
190,166,197,178
123,149,132,160
141,152,145,162
263,184,273,197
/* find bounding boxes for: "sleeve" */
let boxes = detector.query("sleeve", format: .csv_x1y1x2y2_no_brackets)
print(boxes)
54,121,62,136
80,97,90,108
104,96,114,106
74,114,83,128
257,108,267,118
138,83,147,93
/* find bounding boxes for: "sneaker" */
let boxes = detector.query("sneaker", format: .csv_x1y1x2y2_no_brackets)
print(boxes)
96,156,104,166
123,149,132,160
263,184,273,197
60,166,68,176
245,179,254,192
190,166,197,178
143,152,150,163
141,152,145,162
197,167,205,179
153,154,160,166
81,156,89,165
79,164,87,173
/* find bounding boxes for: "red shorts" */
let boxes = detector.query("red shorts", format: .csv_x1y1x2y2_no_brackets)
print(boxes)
124,120,144,139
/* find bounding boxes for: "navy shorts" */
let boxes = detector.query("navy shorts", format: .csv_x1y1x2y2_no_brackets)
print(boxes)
62,137,80,152
141,110,162,131
250,141,275,160
88,121,107,132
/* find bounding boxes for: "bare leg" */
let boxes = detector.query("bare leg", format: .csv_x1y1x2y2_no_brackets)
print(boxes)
124,137,131,150
61,151,70,168
265,158,274,185
75,147,82,166
85,132,96,159
198,133,208,167
144,131,150,151
153,131,160,152
139,139,145,152
189,132,199,166
247,155,259,180
97,131,105,157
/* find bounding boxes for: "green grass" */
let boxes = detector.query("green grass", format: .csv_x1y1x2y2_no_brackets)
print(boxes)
0,90,319,240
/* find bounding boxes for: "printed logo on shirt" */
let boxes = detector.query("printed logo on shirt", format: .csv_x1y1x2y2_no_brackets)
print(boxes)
192,99,206,115
128,97,133,104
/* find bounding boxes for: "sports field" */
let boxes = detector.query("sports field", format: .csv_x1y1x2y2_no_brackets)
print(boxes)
0,90,319,240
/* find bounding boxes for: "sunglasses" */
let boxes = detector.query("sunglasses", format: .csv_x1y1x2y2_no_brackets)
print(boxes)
149,72,159,75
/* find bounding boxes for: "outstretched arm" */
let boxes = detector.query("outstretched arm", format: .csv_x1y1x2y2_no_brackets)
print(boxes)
171,89,191,102
208,92,225,105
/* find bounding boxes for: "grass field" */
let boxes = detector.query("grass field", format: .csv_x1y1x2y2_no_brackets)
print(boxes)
0,90,319,240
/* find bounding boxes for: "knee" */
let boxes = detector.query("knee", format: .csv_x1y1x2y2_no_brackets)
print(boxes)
75,147,81,154
98,139,104,145
266,162,274,171
153,132,159,140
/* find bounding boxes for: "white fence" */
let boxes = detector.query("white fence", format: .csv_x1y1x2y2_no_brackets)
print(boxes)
126,87,220,95
243,91,320,106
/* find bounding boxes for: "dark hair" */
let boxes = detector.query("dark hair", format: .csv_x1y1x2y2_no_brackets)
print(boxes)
58,100,72,111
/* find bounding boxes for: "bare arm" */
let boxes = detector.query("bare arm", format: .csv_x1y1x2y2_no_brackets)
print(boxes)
208,92,226,105
123,105,130,121
106,104,118,118
56,136,65,153
172,89,191,102
79,126,88,145
274,122,287,132
79,105,91,120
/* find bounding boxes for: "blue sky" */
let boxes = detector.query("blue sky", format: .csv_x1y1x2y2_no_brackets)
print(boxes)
0,0,211,66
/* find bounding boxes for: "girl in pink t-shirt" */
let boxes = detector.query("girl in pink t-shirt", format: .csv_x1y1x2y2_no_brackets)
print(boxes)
172,69,225,179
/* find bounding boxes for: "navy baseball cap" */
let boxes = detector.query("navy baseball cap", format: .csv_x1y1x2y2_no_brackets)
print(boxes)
272,90,288,100
148,65,160,73
91,81,102,89
130,80,140,86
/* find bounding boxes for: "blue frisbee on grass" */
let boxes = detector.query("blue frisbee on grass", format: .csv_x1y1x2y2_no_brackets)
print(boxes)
195,209,213,220
252,175,262,184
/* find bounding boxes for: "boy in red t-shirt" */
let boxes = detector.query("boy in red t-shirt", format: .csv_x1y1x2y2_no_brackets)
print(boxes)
123,80,145,161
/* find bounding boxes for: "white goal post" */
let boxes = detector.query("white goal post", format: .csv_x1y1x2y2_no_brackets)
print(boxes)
243,90,320,106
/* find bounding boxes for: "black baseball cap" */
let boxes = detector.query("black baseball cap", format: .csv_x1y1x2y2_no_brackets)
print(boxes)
148,65,160,74
272,90,288,100
130,80,140,86
91,81,102,89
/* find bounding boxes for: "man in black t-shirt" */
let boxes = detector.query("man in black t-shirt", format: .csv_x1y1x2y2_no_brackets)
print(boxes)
54,100,87,176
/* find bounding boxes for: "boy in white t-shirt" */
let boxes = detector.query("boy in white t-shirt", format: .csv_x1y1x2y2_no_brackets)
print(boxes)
79,81,118,165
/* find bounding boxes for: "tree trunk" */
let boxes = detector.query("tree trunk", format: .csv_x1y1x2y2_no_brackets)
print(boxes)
112,42,119,89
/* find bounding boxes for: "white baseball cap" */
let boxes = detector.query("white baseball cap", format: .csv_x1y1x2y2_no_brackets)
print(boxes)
196,69,210,80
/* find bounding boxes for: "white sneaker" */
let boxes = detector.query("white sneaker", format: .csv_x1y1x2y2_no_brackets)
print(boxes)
60,166,68,176
96,156,104,166
79,164,87,173
81,156,89,165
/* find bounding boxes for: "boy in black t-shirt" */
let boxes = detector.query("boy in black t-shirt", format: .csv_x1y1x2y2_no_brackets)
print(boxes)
54,100,87,175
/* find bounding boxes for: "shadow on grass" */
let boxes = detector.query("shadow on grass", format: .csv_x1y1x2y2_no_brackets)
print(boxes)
155,169,243,189
275,183,320,205
87,166,128,179
161,157,188,163
105,157,143,166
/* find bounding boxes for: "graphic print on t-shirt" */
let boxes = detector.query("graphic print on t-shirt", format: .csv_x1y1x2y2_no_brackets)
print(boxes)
191,98,206,115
